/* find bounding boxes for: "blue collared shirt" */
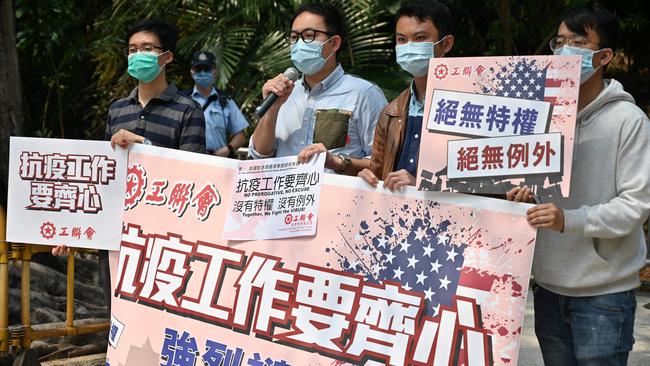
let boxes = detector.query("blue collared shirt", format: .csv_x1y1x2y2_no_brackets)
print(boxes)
249,64,387,159
191,87,249,151
395,82,424,175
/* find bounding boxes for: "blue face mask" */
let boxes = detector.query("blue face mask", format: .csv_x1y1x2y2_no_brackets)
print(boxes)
395,36,447,77
290,37,335,75
193,71,214,88
554,45,604,84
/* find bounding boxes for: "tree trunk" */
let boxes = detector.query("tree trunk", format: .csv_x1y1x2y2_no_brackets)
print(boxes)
0,0,23,207
499,0,513,55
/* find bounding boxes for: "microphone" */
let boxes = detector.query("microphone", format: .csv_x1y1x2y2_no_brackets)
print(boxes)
254,67,300,119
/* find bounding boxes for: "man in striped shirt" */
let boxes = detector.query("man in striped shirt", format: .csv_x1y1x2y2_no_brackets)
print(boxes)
53,19,206,313
107,19,206,152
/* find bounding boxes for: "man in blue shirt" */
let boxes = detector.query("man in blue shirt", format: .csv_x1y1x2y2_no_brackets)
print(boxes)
189,51,249,157
249,2,387,175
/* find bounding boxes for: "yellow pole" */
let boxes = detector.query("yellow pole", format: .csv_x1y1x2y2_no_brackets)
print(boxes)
20,245,31,348
66,253,75,332
0,206,9,353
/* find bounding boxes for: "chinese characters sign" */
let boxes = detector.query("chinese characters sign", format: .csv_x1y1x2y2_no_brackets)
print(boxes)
448,133,562,179
428,90,552,137
7,137,127,249
418,56,581,197
107,145,537,366
223,154,325,240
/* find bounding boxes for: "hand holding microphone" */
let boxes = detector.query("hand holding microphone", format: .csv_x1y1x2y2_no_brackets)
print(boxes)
254,67,300,119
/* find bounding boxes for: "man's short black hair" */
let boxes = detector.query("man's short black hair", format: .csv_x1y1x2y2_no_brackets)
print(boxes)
291,2,347,44
395,0,454,38
126,19,179,53
560,4,620,50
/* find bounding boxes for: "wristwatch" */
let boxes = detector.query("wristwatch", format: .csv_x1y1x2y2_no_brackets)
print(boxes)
142,138,152,146
337,153,352,172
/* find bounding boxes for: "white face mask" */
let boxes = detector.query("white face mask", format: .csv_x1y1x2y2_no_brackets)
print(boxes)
395,36,447,77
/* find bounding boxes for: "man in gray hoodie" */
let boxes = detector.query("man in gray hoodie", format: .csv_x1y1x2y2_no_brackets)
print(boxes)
507,4,650,365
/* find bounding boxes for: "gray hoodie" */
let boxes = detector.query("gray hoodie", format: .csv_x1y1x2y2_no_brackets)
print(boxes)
534,79,650,297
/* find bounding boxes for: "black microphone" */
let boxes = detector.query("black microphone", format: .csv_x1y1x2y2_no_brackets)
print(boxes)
254,67,300,119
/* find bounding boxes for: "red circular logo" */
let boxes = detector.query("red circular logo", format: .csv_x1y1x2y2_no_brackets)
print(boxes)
284,214,293,225
434,64,449,79
40,222,56,239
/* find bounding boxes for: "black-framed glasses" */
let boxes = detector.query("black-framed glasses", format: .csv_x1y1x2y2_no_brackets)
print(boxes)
124,44,164,56
549,36,599,52
286,29,334,44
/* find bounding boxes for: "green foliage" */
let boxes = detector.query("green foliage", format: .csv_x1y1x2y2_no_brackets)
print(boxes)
15,0,650,141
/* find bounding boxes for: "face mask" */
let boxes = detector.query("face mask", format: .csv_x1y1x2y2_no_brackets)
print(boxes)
290,37,335,75
193,71,214,88
553,45,604,84
395,36,447,77
127,51,168,83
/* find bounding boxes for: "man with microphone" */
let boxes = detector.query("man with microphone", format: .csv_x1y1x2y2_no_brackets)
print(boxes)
249,2,387,175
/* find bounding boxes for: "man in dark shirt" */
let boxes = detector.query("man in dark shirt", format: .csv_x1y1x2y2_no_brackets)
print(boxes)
53,19,206,313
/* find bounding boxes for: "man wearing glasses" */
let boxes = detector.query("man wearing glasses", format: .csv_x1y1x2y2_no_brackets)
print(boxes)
507,5,650,365
249,2,387,175
188,51,248,157
53,19,206,313
108,19,206,153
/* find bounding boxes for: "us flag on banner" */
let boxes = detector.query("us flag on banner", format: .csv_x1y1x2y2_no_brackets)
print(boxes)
340,218,498,317
483,58,574,113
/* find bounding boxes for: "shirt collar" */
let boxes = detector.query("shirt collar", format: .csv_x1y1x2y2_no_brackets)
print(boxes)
408,80,424,117
300,63,345,94
192,86,218,98
129,83,179,104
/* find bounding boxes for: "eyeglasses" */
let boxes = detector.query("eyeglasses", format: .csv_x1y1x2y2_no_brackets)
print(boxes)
549,36,599,52
124,43,164,56
286,29,334,44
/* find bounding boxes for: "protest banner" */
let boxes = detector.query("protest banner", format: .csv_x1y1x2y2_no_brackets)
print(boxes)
106,145,537,366
417,55,581,197
6,137,127,250
223,154,326,240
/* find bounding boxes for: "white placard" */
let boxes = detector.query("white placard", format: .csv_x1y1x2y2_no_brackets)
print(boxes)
7,137,127,250
446,133,562,179
427,89,552,138
222,154,325,240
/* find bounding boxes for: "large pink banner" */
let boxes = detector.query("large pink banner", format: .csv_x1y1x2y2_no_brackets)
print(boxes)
107,145,537,366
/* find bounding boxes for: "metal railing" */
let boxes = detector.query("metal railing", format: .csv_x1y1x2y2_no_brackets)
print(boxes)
0,206,109,357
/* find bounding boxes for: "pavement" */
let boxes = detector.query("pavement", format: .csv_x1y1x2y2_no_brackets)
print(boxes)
518,291,650,365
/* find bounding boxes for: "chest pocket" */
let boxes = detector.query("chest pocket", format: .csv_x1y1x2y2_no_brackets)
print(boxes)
313,109,352,149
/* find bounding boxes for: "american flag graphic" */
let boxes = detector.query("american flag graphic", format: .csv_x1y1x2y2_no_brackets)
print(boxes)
341,217,496,317
482,59,573,114
483,59,570,113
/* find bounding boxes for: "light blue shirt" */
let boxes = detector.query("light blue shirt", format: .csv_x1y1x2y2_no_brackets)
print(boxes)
408,81,424,117
249,64,387,159
191,87,249,151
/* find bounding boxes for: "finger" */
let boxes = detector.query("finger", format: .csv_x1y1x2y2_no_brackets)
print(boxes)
514,187,527,202
506,187,520,201
527,208,550,221
528,214,551,225
526,203,550,215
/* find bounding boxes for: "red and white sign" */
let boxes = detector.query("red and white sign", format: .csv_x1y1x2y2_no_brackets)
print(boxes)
447,133,563,179
222,154,325,241
7,137,127,250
